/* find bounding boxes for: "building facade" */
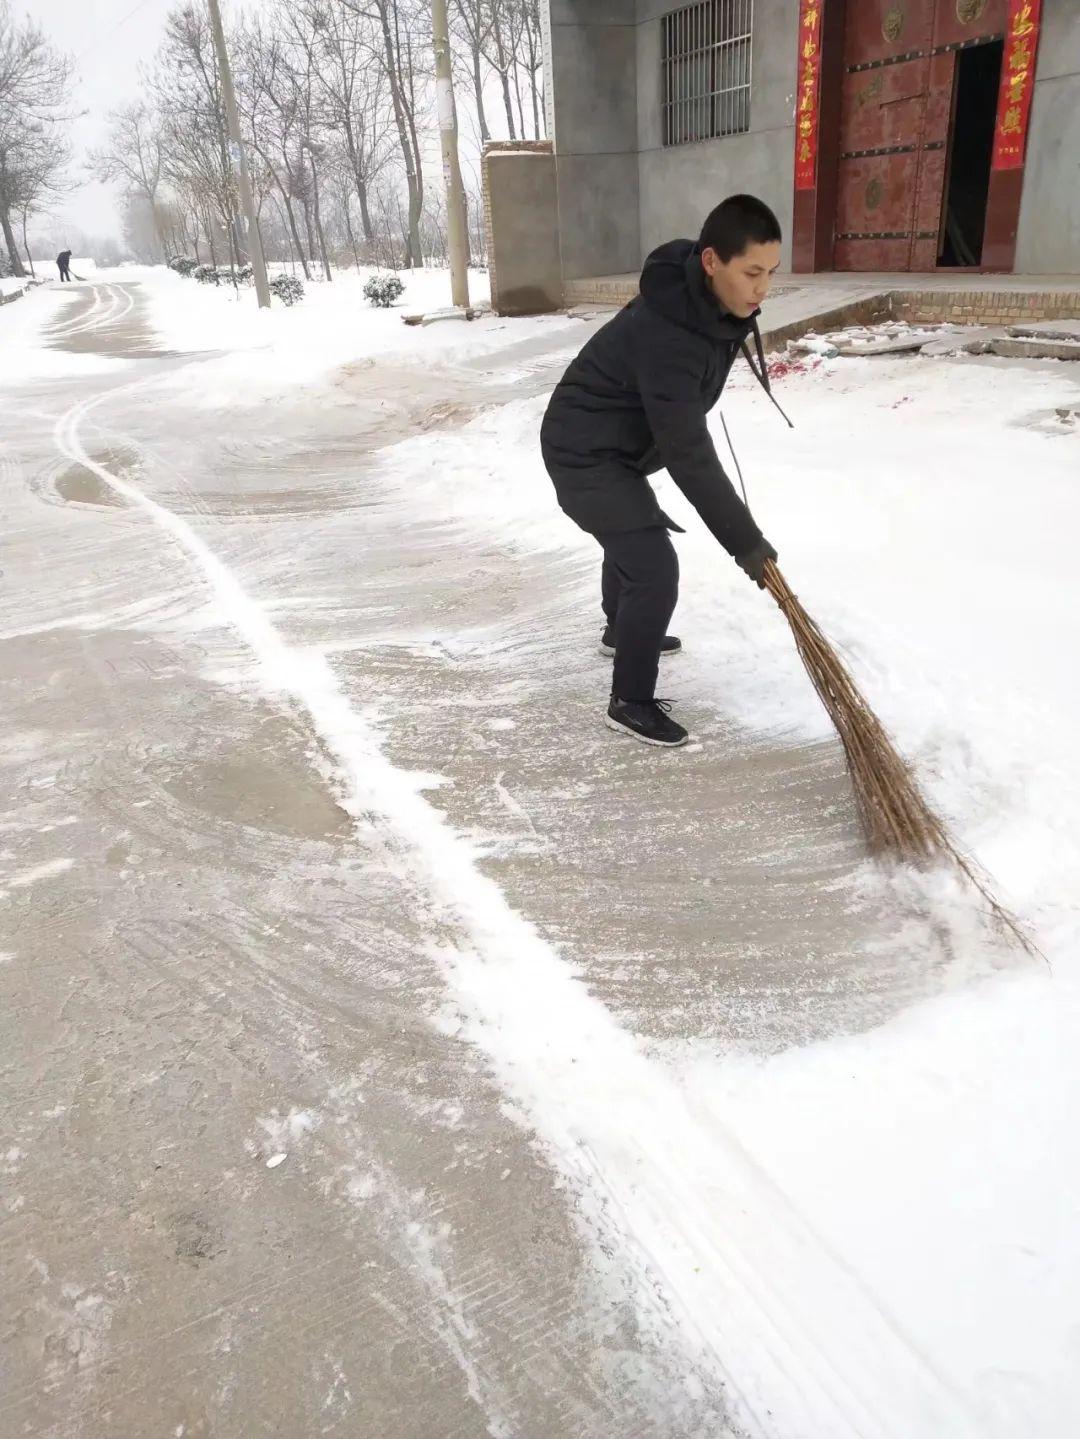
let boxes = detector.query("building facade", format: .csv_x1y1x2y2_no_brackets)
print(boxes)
545,0,1080,279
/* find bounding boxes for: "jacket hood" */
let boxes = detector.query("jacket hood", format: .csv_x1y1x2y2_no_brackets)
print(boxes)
639,239,757,342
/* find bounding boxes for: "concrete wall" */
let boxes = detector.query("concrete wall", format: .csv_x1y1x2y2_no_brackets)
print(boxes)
548,0,641,281
635,0,799,267
1015,0,1080,274
483,147,562,315
544,0,1078,284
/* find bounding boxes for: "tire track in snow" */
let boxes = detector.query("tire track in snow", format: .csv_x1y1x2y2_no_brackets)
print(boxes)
52,377,988,1439
47,285,104,337
49,284,132,342
48,284,117,339
91,284,134,335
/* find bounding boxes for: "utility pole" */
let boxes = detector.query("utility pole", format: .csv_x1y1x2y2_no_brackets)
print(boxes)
206,0,272,309
432,0,470,310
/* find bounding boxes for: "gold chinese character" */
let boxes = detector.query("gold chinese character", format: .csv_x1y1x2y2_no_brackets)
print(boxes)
804,6,819,30
799,138,812,161
1001,103,1022,134
799,116,814,135
1011,35,1032,68
1013,3,1035,37
800,89,814,111
803,37,818,59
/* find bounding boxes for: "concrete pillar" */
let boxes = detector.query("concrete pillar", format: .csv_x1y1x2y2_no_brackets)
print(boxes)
1014,0,1080,274
548,0,641,282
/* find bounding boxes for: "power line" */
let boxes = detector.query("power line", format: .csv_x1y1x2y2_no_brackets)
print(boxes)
72,0,161,69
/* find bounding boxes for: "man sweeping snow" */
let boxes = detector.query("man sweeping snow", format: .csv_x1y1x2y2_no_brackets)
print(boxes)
541,194,787,748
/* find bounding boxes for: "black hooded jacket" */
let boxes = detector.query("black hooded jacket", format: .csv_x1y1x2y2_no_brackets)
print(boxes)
541,239,769,557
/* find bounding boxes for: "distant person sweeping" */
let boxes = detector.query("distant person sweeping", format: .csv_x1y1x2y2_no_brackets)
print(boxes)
56,249,72,282
541,194,790,748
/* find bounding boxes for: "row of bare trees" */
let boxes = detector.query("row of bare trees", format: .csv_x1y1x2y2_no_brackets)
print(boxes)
0,0,74,277
89,0,545,277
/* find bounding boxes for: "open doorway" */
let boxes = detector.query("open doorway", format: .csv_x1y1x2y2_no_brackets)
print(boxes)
939,40,1004,267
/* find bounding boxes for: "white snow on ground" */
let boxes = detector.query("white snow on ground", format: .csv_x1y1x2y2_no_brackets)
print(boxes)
376,354,1080,935
23,271,1080,1432
53,374,986,1436
0,278,132,384
130,262,581,405
2,263,526,394
135,259,491,351
366,348,1080,1433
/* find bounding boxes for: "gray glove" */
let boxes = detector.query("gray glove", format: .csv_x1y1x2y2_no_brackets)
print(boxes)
735,538,778,589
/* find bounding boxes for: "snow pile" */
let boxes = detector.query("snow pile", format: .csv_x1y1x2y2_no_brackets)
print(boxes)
788,320,966,358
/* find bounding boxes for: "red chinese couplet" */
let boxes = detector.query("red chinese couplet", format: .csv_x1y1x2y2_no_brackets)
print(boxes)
992,0,1042,171
794,0,823,191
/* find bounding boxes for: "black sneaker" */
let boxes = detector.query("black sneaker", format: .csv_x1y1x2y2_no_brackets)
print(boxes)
605,698,689,748
599,628,682,658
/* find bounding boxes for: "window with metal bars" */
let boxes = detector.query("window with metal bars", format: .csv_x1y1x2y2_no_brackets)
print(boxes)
661,0,753,147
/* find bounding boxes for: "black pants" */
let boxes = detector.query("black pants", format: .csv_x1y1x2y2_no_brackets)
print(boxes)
596,526,679,702
58,265,70,281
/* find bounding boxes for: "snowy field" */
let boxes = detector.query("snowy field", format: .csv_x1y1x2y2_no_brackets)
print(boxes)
2,267,1079,1436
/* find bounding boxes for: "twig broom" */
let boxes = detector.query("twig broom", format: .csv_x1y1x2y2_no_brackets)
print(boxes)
761,558,1035,956
723,352,1034,956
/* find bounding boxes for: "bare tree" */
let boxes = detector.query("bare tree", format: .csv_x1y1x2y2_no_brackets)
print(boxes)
235,17,313,277
153,4,242,270
15,133,69,272
479,0,545,142
451,0,492,144
276,18,330,277
124,0,496,277
90,103,168,259
0,1,73,275
482,0,516,140
343,0,426,268
263,2,337,280
516,0,544,140
295,0,392,248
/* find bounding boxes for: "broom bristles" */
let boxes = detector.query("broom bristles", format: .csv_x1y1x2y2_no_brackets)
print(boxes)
762,560,1037,957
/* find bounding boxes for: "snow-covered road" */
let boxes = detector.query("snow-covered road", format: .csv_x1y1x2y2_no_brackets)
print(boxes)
2,270,1078,1437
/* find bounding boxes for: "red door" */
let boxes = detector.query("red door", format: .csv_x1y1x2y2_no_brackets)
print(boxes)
832,0,1008,271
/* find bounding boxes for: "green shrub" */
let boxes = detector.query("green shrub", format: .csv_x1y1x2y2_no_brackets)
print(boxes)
363,273,405,308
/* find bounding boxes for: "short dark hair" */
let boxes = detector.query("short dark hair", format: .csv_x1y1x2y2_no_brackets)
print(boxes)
699,195,782,262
